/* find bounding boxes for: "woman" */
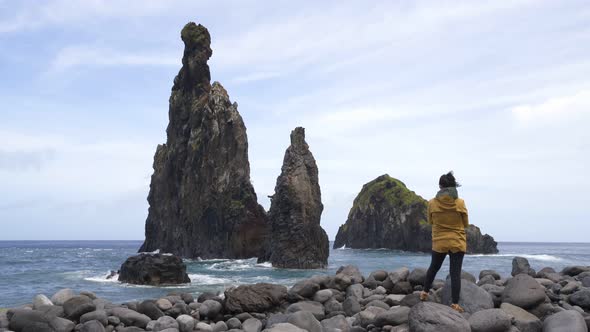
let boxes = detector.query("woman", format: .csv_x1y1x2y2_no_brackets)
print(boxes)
420,171,468,313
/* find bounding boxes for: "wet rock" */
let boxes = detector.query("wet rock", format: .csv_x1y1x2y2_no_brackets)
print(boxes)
542,310,587,332
225,283,287,313
343,297,362,316
213,321,229,332
467,309,511,332
200,299,223,318
562,266,590,277
502,274,546,309
138,300,164,320
118,254,190,285
477,275,496,286
313,289,333,303
408,302,470,332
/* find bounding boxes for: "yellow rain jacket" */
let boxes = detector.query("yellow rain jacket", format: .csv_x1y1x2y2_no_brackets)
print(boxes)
427,188,469,253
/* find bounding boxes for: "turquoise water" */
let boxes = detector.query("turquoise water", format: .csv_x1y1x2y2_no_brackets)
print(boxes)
1,241,589,307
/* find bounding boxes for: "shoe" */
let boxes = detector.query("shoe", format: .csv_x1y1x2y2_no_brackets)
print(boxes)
450,303,464,313
419,291,428,301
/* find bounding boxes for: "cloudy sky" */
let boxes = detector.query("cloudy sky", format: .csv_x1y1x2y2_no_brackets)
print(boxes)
1,0,589,242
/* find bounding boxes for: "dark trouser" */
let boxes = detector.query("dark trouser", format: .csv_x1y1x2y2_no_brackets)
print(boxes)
423,250,465,304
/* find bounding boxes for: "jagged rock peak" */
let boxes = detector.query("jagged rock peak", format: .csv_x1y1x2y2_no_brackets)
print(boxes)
173,22,212,95
258,127,329,269
139,22,269,259
334,174,498,254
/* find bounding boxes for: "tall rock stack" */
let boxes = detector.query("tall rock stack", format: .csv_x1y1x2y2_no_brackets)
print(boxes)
258,127,330,268
139,23,269,259
333,174,498,254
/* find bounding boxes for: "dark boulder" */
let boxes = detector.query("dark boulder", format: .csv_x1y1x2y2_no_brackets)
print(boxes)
138,22,270,259
258,127,329,269
408,302,470,332
542,310,587,332
569,289,590,310
501,274,546,309
63,295,96,321
118,253,190,285
224,283,287,313
512,257,536,277
333,175,497,254
441,278,494,314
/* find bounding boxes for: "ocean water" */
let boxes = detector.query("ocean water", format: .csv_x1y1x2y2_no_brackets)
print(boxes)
1,241,589,308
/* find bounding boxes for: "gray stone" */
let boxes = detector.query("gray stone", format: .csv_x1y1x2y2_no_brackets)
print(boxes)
138,300,165,320
382,268,410,291
561,281,581,295
512,257,536,277
408,268,426,286
22,321,54,332
321,314,350,332
108,307,151,328
325,298,343,313
80,320,106,332
7,309,48,331
176,314,195,332
501,274,546,309
48,316,76,332
313,289,333,303
225,284,287,313
243,318,263,332
581,276,590,287
358,306,387,328
196,322,213,332
391,281,412,295
51,289,76,306
336,265,364,284
500,303,541,332
286,301,325,320
33,294,54,309
365,300,389,310
408,302,470,332
562,266,590,277
263,323,307,332
343,297,361,316
479,270,501,280
63,295,96,320
156,298,173,311
266,313,290,328
213,321,229,332
200,299,223,318
542,310,588,332
467,309,511,332
289,280,321,300
153,315,179,331
374,306,410,327
441,278,494,313
570,289,590,310
226,317,242,330
287,311,321,332
346,284,364,299
477,274,496,286
80,310,108,326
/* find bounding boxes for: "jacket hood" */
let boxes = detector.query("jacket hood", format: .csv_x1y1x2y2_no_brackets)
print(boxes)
435,187,459,210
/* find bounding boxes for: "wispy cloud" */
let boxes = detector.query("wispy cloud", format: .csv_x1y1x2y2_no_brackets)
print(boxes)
512,89,590,123
49,45,179,72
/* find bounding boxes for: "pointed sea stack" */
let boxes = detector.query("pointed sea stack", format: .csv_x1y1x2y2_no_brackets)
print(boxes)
333,174,498,254
259,127,329,268
139,23,269,259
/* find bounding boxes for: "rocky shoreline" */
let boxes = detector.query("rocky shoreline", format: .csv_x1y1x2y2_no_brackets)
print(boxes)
2,257,589,332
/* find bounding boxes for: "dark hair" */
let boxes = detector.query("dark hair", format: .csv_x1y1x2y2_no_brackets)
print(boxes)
439,171,460,188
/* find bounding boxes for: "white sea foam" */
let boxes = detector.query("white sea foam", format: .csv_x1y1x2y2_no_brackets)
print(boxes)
255,262,273,268
188,274,234,285
84,271,120,283
468,253,563,262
